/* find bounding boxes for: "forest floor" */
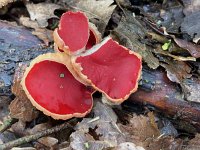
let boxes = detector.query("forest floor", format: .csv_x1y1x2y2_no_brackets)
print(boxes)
0,0,200,149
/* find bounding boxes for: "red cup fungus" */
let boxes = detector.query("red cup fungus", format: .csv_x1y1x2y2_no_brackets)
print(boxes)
53,11,89,54
54,18,101,55
21,53,93,120
71,37,142,103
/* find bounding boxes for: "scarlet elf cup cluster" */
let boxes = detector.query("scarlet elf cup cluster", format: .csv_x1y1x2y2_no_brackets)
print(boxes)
21,11,142,120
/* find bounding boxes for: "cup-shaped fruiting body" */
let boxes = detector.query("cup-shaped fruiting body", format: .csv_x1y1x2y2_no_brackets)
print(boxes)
71,37,142,103
21,53,93,120
54,16,101,54
53,11,90,55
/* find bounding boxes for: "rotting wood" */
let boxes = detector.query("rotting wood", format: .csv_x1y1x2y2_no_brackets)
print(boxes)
129,67,200,133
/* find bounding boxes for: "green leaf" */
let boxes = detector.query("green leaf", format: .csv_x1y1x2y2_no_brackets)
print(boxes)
162,40,171,50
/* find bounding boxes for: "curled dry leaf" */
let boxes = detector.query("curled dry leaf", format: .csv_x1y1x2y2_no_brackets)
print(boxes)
62,0,116,33
26,2,61,28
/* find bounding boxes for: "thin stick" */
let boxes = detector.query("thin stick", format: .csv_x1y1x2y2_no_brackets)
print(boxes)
0,118,17,133
0,118,76,150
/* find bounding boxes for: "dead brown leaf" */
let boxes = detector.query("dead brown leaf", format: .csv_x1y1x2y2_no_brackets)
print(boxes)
181,78,200,103
160,58,192,84
62,0,116,33
119,114,160,148
26,2,61,28
20,16,53,46
0,0,15,8
9,63,39,122
112,10,159,69
9,97,39,122
174,37,200,58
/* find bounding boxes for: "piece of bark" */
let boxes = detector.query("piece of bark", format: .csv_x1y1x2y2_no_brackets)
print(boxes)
129,67,200,132
0,21,51,97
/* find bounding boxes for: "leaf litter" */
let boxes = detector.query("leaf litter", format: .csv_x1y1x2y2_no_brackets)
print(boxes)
0,0,200,149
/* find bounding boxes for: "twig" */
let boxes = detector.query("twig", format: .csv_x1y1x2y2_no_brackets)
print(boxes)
0,118,77,150
0,118,17,133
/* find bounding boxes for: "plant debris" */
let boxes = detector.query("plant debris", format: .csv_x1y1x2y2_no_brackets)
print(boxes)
26,2,61,28
1,0,200,149
61,0,116,33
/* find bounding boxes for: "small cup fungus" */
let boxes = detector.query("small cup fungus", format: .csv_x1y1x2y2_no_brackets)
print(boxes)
21,53,93,120
71,37,142,103
54,12,101,54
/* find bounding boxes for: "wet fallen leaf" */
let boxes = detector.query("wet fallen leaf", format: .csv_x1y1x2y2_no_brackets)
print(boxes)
112,10,159,69
181,78,200,103
182,0,200,16
0,0,15,8
26,2,61,28
160,58,192,84
119,114,160,148
62,0,116,33
181,0,200,43
69,101,127,150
